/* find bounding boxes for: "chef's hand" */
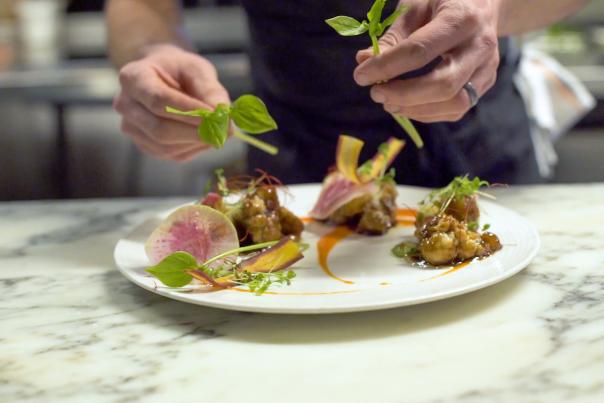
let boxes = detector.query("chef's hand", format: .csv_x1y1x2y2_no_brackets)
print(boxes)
354,0,500,123
114,44,230,161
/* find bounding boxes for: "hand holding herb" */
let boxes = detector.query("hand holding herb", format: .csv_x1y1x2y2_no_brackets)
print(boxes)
326,0,423,148
351,0,501,128
114,44,232,162
167,94,279,155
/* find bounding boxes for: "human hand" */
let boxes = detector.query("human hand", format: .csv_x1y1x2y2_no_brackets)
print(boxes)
354,0,501,123
113,44,230,161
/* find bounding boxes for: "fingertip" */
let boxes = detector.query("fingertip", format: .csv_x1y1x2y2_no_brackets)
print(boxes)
384,104,401,114
370,86,386,103
353,67,371,86
355,48,373,64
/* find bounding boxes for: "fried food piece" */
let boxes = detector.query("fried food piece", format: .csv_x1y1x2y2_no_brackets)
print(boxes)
236,186,303,244
329,195,372,225
327,182,398,235
357,182,398,234
446,195,480,223
417,214,501,266
278,206,304,238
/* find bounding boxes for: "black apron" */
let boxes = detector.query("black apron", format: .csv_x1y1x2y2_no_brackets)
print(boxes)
240,0,541,187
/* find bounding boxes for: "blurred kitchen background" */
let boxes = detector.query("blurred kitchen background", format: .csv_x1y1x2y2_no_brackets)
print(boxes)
0,0,603,201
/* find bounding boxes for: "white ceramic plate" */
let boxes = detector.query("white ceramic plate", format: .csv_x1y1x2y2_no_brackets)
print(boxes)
114,185,539,314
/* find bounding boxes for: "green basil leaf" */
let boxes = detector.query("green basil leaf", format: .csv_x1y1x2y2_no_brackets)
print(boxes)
382,5,408,29
146,252,197,287
391,242,419,259
230,95,278,134
165,106,211,118
198,104,230,148
367,0,386,23
325,16,369,36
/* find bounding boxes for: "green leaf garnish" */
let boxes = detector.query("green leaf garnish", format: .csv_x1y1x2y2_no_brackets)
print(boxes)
230,95,278,134
379,168,396,185
214,168,230,197
324,1,422,148
165,94,279,155
392,242,419,260
367,0,387,25
382,5,408,29
420,175,491,216
146,240,301,295
233,270,297,296
146,251,197,287
482,223,491,231
198,104,230,148
325,16,369,36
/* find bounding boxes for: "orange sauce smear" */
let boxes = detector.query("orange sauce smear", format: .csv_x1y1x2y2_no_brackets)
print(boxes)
424,260,472,281
396,208,417,227
396,208,417,218
317,226,355,284
227,288,357,296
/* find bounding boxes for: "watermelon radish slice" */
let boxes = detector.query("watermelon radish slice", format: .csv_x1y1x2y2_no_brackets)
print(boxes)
145,205,239,265
309,172,378,220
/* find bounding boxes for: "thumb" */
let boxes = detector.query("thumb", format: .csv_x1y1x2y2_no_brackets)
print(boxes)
189,76,231,108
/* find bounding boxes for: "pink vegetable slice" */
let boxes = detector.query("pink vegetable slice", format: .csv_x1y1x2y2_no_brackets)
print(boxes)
309,171,378,220
145,205,239,265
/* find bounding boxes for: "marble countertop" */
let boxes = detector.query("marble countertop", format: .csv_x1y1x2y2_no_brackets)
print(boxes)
2,184,604,403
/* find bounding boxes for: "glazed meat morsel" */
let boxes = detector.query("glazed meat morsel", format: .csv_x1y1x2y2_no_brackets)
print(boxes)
203,184,304,245
329,182,398,235
237,186,303,244
417,194,479,229
416,214,501,266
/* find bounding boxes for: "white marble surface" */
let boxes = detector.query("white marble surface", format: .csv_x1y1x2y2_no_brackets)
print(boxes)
1,185,604,403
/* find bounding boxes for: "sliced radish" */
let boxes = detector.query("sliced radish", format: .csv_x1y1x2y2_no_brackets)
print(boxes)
145,205,239,265
309,172,378,220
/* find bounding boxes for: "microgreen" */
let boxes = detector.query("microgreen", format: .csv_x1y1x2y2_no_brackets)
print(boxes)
214,168,230,197
325,0,423,148
146,240,302,295
166,94,278,155
419,175,491,216
391,241,420,260
232,270,297,296
379,168,397,185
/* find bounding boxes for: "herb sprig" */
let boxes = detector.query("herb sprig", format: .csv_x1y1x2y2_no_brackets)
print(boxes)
146,240,302,295
418,175,493,220
391,241,420,261
167,94,279,155
325,0,423,148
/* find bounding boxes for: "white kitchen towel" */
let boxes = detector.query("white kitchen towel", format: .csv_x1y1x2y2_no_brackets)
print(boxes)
514,47,596,178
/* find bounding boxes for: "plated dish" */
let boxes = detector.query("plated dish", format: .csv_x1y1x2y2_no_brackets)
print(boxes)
114,135,539,313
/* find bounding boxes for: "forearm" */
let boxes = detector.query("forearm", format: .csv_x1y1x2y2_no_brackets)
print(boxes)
105,0,193,67
497,0,588,36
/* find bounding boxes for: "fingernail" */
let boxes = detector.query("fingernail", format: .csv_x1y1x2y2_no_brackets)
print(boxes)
384,104,400,114
355,71,370,86
371,88,385,103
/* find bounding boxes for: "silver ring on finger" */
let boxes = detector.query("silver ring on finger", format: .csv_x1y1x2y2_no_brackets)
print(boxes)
463,81,479,108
